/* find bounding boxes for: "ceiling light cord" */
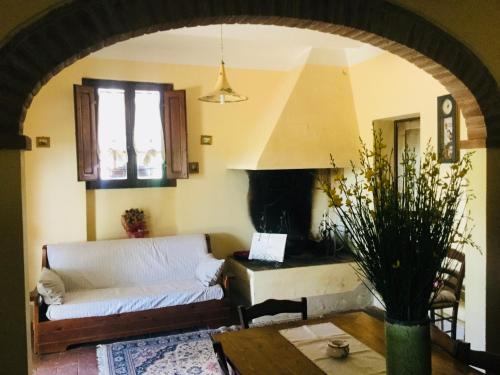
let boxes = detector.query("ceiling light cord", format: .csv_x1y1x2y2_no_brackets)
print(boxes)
220,24,224,63
198,23,248,103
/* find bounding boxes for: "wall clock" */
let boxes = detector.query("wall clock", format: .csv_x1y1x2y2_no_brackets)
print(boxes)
437,94,458,163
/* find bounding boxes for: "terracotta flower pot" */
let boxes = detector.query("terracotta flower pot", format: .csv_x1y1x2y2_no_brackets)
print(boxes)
126,229,149,238
121,215,148,238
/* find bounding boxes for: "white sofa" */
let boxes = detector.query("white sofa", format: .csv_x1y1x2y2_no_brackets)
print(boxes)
32,234,231,354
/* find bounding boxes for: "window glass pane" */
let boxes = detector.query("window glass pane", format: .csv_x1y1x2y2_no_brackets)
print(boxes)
134,90,165,179
97,88,128,180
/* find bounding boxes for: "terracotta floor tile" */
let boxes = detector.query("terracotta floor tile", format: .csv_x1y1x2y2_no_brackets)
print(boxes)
33,346,98,375
77,365,99,375
55,363,78,375
34,368,56,375
77,349,98,375
33,352,62,369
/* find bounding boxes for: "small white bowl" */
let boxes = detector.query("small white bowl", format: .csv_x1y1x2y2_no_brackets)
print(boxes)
326,339,350,359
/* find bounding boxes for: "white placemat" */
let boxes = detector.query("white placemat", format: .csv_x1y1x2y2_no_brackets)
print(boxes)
280,323,386,375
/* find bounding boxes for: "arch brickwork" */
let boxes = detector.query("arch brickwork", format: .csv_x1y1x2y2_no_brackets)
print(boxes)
0,0,499,149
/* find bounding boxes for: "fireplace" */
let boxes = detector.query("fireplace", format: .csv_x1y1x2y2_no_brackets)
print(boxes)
247,169,317,256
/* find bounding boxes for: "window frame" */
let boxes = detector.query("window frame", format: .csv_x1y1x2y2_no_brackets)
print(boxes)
83,78,177,189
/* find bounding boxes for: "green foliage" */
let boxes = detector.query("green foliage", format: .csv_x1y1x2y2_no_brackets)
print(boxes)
122,208,145,226
319,130,477,321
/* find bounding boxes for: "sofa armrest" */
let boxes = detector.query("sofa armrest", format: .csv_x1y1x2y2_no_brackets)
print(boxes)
31,287,44,329
30,287,42,305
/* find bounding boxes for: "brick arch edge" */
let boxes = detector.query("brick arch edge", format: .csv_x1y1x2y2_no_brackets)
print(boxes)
0,0,499,149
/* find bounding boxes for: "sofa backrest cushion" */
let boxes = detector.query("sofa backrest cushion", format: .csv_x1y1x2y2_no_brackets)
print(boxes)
47,234,209,291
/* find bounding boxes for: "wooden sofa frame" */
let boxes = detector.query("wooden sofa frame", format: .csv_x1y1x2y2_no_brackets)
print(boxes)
32,235,232,354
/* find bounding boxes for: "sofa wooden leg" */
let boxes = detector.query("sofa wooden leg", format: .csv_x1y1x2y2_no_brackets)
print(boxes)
32,329,41,355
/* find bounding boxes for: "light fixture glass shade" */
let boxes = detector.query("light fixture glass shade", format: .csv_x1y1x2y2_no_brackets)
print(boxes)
199,61,248,104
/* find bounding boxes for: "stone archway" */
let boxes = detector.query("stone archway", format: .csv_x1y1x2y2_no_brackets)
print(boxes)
0,0,499,150
1,1,500,373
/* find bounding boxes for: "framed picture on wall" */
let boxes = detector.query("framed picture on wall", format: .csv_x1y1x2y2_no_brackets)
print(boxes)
437,94,459,163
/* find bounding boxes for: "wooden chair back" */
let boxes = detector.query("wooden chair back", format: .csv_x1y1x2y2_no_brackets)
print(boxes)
431,326,461,355
468,349,500,374
430,249,466,339
212,341,229,375
441,248,465,302
431,326,500,373
238,297,307,329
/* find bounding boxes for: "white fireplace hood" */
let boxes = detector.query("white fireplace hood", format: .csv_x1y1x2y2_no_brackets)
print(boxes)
226,62,360,170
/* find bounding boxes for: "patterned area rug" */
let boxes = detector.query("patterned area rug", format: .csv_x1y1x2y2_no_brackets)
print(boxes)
97,327,237,375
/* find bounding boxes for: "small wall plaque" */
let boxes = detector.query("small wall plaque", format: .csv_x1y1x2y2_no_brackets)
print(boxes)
188,162,199,174
200,135,213,145
36,136,51,148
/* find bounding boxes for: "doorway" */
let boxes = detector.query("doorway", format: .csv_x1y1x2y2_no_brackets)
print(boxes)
394,117,420,188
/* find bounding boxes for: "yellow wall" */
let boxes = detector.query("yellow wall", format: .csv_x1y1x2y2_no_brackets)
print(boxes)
23,73,88,287
0,150,31,374
225,64,305,169
2,1,500,87
465,149,487,349
24,53,488,351
14,53,360,290
389,0,500,85
24,57,360,289
258,64,359,169
23,58,285,288
0,0,63,42
2,3,499,372
349,52,450,147
349,52,487,349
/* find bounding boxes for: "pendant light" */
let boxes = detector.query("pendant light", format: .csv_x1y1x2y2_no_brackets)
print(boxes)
199,25,248,104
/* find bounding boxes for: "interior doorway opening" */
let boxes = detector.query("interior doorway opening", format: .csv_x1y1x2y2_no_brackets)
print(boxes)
1,2,499,373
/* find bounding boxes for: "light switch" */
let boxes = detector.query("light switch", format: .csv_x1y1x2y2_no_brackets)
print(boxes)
200,135,212,145
36,137,51,148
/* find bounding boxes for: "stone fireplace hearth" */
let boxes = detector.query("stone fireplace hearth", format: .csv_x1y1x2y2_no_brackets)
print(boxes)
227,257,373,321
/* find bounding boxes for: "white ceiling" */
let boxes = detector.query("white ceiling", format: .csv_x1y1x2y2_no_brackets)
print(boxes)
91,24,383,70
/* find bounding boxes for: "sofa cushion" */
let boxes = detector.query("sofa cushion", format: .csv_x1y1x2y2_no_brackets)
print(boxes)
46,234,209,291
37,267,65,305
196,255,225,286
46,279,224,320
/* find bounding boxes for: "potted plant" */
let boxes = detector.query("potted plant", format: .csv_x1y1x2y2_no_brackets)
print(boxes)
318,131,476,374
121,208,148,238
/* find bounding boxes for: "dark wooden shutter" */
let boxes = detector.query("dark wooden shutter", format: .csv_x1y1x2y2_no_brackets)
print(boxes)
74,85,98,181
163,89,188,179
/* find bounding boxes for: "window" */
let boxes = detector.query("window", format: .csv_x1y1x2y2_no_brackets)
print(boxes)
74,79,188,189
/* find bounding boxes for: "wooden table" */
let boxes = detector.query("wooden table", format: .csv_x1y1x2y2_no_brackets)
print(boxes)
212,312,480,375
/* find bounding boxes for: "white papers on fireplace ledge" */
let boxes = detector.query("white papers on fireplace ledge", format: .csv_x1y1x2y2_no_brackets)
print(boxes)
249,233,287,262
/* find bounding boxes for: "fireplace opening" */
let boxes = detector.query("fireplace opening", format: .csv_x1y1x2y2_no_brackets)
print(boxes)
247,169,322,257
